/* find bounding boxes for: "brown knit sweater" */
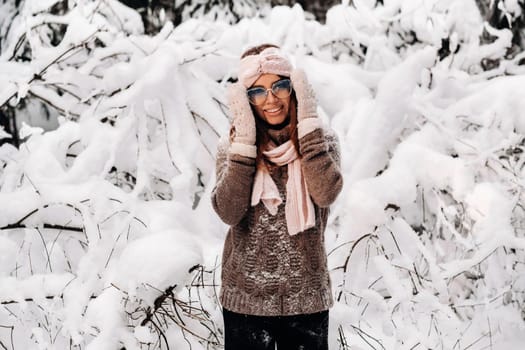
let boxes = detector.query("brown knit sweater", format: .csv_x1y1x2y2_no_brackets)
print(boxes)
211,124,343,316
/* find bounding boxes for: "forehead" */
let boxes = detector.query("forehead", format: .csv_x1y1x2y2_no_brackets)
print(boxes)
251,73,281,88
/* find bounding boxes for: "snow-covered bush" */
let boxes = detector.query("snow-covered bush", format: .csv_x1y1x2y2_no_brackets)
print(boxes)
1,0,525,349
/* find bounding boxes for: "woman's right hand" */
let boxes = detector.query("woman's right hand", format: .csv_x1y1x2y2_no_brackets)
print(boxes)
227,83,256,146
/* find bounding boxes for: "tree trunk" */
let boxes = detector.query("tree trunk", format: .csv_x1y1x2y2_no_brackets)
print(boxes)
0,107,19,147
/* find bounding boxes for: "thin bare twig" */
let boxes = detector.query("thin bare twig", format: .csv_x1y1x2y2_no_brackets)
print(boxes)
351,325,386,350
36,228,53,273
2,29,102,109
0,325,14,350
159,102,181,174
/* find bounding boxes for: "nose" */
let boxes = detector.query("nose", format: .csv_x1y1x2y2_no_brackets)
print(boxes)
266,89,278,103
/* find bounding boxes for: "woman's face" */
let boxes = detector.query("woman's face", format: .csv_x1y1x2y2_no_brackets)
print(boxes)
249,74,291,125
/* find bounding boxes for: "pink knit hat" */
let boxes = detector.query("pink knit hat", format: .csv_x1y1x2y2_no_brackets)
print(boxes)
238,47,293,88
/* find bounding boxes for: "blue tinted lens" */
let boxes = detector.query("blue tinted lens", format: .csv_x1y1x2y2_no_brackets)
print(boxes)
272,79,291,96
247,87,267,105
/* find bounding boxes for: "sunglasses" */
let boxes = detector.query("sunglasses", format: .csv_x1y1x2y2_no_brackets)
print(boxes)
246,78,293,106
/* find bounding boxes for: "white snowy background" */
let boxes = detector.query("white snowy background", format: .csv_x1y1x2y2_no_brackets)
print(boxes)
1,0,525,349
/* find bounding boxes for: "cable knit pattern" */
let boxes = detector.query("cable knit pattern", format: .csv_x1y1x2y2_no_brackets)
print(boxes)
211,126,343,316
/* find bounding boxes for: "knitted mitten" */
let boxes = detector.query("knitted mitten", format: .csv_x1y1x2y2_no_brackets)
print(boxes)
290,69,318,121
227,83,257,157
291,69,321,138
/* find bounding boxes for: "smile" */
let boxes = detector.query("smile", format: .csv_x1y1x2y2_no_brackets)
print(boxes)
265,106,282,114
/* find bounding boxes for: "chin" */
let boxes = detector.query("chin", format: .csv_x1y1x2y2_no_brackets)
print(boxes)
265,116,287,125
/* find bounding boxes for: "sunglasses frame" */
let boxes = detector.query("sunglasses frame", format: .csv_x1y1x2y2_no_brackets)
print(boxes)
246,78,293,106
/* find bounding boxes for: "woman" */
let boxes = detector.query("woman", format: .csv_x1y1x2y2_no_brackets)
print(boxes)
211,44,343,350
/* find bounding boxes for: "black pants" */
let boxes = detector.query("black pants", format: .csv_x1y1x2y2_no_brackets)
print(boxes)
223,308,329,350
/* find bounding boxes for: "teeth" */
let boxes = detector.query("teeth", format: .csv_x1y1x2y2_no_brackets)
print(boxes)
267,107,281,113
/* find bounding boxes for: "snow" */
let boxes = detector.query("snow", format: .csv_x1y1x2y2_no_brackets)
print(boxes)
0,273,74,304
113,229,202,299
1,0,525,349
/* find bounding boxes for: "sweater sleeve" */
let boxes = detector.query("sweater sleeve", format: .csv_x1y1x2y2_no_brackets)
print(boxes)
299,127,343,207
211,138,256,226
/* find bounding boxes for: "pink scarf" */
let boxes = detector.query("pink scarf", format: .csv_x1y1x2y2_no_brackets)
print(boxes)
251,140,315,235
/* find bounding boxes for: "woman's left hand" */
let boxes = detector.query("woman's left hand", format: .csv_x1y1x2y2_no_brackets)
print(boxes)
290,69,318,121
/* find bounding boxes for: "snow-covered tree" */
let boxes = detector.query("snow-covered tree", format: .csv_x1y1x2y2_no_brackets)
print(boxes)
1,0,525,349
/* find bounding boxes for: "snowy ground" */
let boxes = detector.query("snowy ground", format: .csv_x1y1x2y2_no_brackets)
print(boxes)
1,0,525,349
